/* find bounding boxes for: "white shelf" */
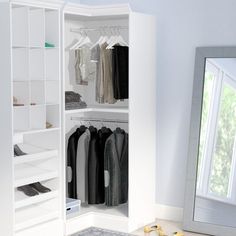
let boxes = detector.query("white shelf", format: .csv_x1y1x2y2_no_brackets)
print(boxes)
15,205,59,231
14,143,58,165
14,164,58,187
14,127,60,136
67,203,128,220
12,46,58,49
65,107,129,114
15,190,59,209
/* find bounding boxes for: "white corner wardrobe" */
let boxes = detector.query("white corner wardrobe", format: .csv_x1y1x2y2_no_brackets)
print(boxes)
0,1,157,236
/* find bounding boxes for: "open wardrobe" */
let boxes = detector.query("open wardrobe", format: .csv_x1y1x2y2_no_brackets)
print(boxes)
0,0,157,235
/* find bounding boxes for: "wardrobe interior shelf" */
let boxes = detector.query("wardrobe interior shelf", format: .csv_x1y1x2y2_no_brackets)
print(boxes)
14,164,58,187
14,143,58,165
14,127,60,136
15,189,59,209
67,203,128,219
15,206,59,231
12,46,58,49
65,107,129,115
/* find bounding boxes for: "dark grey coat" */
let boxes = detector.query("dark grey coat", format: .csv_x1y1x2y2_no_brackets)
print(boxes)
104,128,128,206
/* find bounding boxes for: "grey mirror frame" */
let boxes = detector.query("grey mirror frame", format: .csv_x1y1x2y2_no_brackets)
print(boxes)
183,47,236,236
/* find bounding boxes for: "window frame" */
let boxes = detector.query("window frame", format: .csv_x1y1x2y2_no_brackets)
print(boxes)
197,59,236,205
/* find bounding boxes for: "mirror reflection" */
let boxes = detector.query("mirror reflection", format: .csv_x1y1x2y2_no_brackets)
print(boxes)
194,58,236,227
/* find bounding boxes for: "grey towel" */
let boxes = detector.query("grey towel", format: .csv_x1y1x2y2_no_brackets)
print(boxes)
65,102,87,110
65,91,82,103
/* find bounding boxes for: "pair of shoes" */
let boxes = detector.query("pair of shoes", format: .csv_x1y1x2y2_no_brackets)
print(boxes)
13,96,24,106
144,225,167,236
14,145,27,156
17,182,51,197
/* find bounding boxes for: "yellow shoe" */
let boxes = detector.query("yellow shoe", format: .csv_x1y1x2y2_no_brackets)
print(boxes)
158,229,168,236
144,225,162,233
173,232,184,236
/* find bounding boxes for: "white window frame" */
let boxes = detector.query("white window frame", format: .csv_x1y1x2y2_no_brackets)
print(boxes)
197,59,236,205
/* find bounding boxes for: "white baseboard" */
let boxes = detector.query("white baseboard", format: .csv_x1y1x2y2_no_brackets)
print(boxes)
155,204,183,222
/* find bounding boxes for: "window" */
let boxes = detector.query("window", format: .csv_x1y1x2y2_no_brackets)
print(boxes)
197,59,236,204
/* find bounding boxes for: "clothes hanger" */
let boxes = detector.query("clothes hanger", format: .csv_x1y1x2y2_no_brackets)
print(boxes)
90,27,107,49
106,27,118,49
106,27,128,49
106,27,116,45
98,27,108,46
70,32,85,50
75,30,93,48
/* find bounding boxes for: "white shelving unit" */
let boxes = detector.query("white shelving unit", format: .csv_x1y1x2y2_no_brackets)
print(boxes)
63,3,157,236
0,1,156,236
0,1,62,236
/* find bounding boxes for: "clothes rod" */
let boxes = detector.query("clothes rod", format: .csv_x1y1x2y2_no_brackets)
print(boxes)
70,26,128,33
71,117,128,124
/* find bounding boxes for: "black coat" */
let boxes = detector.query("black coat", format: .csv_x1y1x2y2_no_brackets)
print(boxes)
87,127,104,204
67,126,86,199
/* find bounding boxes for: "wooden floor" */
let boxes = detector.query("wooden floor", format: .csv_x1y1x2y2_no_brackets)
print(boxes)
132,219,204,236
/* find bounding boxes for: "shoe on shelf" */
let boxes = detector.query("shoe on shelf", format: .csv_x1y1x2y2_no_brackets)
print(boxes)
13,96,24,106
46,121,53,129
29,182,51,193
17,185,39,197
14,144,27,156
13,96,17,104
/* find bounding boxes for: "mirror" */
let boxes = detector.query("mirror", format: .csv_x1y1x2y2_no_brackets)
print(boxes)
183,47,236,236
195,58,236,228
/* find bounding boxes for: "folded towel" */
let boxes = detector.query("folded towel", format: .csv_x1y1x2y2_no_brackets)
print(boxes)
65,101,87,110
65,91,82,103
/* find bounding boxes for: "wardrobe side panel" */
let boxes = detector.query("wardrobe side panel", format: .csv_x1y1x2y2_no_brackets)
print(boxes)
0,3,14,236
129,12,157,230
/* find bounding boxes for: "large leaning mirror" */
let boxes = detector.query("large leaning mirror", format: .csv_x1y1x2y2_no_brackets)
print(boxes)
183,47,236,236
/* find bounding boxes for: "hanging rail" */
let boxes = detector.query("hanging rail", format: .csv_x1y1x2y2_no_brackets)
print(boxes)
70,26,129,33
70,117,128,124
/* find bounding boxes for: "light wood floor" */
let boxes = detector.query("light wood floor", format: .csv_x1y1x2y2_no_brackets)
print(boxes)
132,220,204,236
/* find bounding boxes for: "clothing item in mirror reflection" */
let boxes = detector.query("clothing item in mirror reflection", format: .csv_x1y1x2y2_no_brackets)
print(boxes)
194,58,236,228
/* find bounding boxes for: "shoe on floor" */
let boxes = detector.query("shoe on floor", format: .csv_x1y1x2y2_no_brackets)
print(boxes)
30,182,51,193
17,185,39,197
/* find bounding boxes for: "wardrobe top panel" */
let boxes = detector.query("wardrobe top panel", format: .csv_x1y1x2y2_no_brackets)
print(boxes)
64,14,129,22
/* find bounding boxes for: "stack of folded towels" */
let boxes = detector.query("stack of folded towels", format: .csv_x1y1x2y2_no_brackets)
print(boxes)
65,91,87,110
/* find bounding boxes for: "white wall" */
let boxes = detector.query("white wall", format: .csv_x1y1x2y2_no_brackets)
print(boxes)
69,0,236,210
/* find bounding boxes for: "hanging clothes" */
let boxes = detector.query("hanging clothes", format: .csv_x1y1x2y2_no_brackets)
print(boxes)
76,128,90,203
97,127,113,202
100,43,116,104
67,125,128,206
112,46,129,99
75,46,96,85
91,45,103,103
104,128,128,206
67,125,86,199
87,126,104,204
